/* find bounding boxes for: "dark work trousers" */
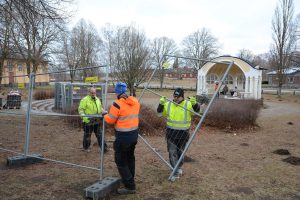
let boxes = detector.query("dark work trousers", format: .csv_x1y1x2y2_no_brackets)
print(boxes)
166,128,189,168
83,123,107,150
113,140,137,190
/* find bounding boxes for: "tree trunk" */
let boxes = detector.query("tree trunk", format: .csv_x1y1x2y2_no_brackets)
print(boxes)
159,68,165,89
132,87,136,97
0,59,4,90
70,70,75,83
278,83,282,98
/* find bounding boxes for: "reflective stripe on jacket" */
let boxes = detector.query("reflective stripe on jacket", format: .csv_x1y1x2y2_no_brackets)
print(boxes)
78,95,103,123
104,96,140,132
163,100,193,130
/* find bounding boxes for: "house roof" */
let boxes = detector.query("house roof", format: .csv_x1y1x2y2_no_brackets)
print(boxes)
165,67,196,73
266,67,300,75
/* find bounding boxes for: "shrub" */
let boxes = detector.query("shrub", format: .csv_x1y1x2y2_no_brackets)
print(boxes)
139,104,166,136
204,99,262,130
33,89,54,100
74,103,166,136
63,104,82,128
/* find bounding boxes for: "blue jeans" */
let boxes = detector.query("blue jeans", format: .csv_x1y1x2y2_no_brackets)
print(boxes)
114,140,137,190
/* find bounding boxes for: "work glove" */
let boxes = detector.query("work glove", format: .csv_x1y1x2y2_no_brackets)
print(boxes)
101,111,108,116
189,96,197,106
160,96,167,105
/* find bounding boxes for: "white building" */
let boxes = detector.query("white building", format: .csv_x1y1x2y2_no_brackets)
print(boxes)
197,56,263,99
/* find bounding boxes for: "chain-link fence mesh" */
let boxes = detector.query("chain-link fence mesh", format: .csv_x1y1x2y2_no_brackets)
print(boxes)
0,72,28,156
1,58,233,183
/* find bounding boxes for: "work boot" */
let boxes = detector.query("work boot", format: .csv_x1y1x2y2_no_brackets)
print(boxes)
117,188,136,195
170,173,180,182
177,168,183,176
82,148,91,153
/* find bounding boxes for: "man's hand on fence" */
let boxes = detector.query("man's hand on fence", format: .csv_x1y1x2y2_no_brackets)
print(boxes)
160,96,167,105
189,96,197,106
102,111,108,116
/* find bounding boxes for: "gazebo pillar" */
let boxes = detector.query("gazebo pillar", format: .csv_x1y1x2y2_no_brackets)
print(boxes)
257,76,262,99
245,76,249,96
253,76,258,99
197,56,262,99
249,77,253,98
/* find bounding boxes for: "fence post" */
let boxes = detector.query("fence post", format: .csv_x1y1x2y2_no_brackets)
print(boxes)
168,61,235,181
24,73,34,156
99,65,109,180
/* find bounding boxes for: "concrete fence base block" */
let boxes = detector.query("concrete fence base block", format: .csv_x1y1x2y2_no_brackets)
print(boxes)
7,154,43,167
84,177,121,200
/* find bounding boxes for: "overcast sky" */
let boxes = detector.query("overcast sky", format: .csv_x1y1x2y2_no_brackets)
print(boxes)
71,0,300,56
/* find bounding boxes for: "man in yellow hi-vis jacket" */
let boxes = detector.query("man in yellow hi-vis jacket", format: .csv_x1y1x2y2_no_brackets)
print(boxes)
157,88,200,178
78,87,108,152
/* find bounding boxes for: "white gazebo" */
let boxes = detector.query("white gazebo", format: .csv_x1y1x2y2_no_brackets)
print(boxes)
197,56,263,99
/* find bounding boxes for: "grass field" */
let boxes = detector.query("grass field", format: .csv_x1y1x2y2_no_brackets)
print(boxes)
0,92,300,200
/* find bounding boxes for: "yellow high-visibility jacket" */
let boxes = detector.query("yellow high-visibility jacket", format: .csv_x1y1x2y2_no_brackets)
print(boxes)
163,100,193,130
78,95,103,123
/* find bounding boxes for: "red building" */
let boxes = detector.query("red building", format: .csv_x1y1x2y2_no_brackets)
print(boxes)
164,67,196,79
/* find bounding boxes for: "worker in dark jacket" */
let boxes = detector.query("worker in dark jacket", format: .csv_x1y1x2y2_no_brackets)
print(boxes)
157,88,200,179
104,82,140,195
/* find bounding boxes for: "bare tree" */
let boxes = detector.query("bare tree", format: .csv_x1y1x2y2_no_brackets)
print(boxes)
59,19,103,82
151,37,177,89
182,28,220,89
0,0,72,26
0,0,72,86
0,1,13,88
270,0,297,96
291,13,300,66
10,5,62,81
182,28,220,71
107,25,151,96
237,49,255,63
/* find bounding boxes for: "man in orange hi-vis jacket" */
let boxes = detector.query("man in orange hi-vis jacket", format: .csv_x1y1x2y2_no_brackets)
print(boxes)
104,82,140,195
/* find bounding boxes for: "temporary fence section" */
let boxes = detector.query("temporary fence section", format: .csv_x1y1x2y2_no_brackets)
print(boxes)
0,66,110,181
0,72,29,159
0,56,235,198
54,82,105,111
137,55,234,181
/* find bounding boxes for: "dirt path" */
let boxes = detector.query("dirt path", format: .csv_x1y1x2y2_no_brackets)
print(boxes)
259,97,300,119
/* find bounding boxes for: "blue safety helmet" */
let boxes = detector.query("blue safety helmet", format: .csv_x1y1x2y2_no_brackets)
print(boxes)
115,82,127,94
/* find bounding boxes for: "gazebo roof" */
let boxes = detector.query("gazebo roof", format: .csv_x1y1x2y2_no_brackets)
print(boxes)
200,56,261,76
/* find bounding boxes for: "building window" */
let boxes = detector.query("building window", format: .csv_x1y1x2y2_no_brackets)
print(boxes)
18,64,23,72
206,74,219,84
237,74,245,85
288,76,294,83
224,75,234,84
8,62,13,72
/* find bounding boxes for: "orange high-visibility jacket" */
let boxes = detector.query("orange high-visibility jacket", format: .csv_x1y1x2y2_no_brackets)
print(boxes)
104,96,140,132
